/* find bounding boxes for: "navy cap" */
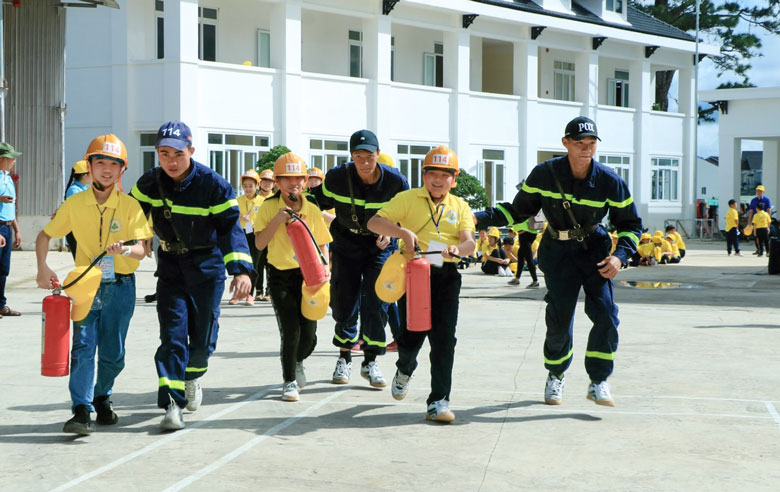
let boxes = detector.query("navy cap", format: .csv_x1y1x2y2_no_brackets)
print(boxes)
156,120,193,150
564,116,601,141
349,129,379,153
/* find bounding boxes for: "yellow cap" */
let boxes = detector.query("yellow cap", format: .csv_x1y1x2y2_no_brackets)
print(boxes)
273,152,307,178
487,227,501,238
377,152,395,168
72,160,89,174
301,281,330,321
259,169,274,181
640,233,651,241
63,267,102,322
375,251,407,303
757,185,765,192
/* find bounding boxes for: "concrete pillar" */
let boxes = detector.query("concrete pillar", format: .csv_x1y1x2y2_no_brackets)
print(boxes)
470,36,482,92
762,139,779,209
630,56,652,220
576,50,598,119
444,28,470,161
271,0,302,152
515,40,539,178
162,0,199,129
109,5,130,163
718,136,741,230
363,13,392,149
678,67,696,222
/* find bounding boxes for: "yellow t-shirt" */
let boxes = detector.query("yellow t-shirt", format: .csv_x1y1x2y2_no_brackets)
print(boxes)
725,208,739,232
44,189,153,274
237,194,265,230
665,236,680,257
753,210,770,229
375,188,475,262
254,195,332,270
637,242,655,259
671,231,686,250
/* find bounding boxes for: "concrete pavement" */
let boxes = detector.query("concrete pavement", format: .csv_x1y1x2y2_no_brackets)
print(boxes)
1,240,779,491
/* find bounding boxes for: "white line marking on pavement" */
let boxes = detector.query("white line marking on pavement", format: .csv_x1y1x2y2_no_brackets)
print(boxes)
764,401,780,430
161,389,347,492
50,387,275,492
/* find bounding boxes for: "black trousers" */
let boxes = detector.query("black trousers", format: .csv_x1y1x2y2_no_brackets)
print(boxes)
245,232,261,297
757,228,770,255
255,248,269,296
514,233,538,282
397,263,461,405
268,265,317,382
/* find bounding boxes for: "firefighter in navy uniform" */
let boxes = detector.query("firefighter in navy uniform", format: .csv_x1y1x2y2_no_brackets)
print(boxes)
475,116,641,407
309,129,409,387
131,120,252,431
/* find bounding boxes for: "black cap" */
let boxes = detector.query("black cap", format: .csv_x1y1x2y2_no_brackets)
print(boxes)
564,116,601,141
349,129,379,153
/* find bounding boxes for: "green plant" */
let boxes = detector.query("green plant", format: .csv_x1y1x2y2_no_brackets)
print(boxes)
256,145,292,172
452,170,490,211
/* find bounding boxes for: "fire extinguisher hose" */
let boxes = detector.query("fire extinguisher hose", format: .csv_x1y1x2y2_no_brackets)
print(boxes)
59,239,138,290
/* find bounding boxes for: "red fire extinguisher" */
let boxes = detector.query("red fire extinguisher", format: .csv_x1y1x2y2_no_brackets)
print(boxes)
41,281,71,377
286,211,329,287
406,253,431,332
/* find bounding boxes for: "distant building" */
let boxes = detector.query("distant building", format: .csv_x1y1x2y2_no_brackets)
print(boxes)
696,155,718,201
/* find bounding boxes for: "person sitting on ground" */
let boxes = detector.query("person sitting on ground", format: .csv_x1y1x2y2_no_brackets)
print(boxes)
651,231,678,264
475,229,489,262
481,227,510,276
665,225,686,259
665,233,682,263
503,237,518,274
635,233,658,266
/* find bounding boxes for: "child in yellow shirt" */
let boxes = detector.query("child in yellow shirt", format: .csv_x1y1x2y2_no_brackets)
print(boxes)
255,153,332,402
367,145,475,423
753,203,771,257
232,170,266,305
725,199,742,256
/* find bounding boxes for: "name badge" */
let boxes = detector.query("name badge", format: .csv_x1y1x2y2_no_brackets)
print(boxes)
96,255,115,281
244,222,254,234
426,239,447,268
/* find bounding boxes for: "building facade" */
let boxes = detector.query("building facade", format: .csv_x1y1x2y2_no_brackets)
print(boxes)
64,0,717,231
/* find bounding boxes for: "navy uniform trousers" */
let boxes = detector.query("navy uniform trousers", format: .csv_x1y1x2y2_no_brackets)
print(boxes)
537,231,619,382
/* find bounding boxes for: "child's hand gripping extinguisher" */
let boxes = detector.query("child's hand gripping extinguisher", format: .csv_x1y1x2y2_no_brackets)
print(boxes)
406,245,432,332
284,206,329,287
40,239,138,377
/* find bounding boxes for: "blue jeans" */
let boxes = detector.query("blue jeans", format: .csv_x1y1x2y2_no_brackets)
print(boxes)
69,275,136,410
0,223,12,309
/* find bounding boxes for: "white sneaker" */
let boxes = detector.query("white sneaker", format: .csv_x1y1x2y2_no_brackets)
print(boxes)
426,399,455,423
497,267,509,277
587,381,615,407
544,373,565,405
160,395,185,431
360,361,387,388
295,362,307,389
282,381,299,402
332,357,352,384
185,378,202,412
391,370,411,400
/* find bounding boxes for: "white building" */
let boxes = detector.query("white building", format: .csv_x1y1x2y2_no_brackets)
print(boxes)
64,0,717,231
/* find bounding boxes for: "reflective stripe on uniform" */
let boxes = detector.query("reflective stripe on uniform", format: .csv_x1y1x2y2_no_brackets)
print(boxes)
584,350,615,361
496,203,515,226
544,348,574,365
522,182,634,210
333,332,359,344
159,376,186,391
130,185,238,216
361,334,387,348
185,366,208,373
321,180,389,210
617,231,640,246
224,252,253,264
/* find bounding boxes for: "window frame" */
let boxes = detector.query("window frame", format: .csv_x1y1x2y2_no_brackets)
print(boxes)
477,149,506,206
155,1,164,60
348,30,363,78
140,132,159,174
553,60,575,102
650,156,680,202
605,0,624,14
309,138,350,172
423,42,444,88
198,7,218,62
397,143,435,188
207,132,271,193
256,29,270,68
599,154,631,190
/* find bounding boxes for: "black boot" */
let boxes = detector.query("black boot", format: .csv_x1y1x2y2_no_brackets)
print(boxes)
93,395,119,425
144,293,157,303
63,404,96,435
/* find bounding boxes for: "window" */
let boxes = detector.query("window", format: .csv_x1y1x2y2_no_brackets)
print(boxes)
207,132,271,192
554,61,575,101
198,7,217,62
607,70,630,107
423,42,443,87
651,157,679,201
155,1,164,59
398,144,435,188
477,149,505,206
257,29,270,68
349,30,362,78
140,133,159,173
310,138,349,172
599,154,631,187
606,0,623,14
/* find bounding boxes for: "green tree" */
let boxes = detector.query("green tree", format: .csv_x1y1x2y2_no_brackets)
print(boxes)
452,170,490,210
634,0,780,112
256,145,291,172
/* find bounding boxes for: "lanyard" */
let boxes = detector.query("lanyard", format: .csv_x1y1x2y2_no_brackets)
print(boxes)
425,198,445,239
96,199,117,251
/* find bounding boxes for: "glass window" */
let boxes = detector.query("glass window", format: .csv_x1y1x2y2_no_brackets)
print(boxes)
198,8,217,62
208,133,223,144
349,30,362,78
207,132,271,193
553,61,575,101
256,136,269,147
201,7,217,20
225,134,254,146
310,139,323,150
348,30,362,42
257,30,270,68
599,154,631,187
140,132,159,172
606,0,623,14
423,43,444,87
155,0,163,12
140,133,157,146
478,155,506,206
397,143,434,188
483,149,504,160
650,157,679,201
156,16,164,59
310,138,349,172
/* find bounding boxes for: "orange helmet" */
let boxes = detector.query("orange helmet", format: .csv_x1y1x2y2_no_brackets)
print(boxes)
83,134,127,167
308,167,325,180
273,152,308,178
377,152,395,168
423,145,458,176
259,169,274,181
240,169,261,184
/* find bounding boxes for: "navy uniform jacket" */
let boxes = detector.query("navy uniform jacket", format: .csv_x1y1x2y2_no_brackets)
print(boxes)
476,156,641,265
310,162,409,257
131,160,253,282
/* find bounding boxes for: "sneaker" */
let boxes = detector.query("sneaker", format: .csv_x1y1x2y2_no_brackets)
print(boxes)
282,381,299,402
735,252,743,256
426,399,455,423
93,395,118,425
295,362,307,389
727,252,732,256
360,361,387,388
544,373,565,405
63,404,95,435
527,281,540,288
332,357,352,384
160,396,185,431
386,340,398,352
391,370,411,400
185,378,203,412
245,295,255,306
507,278,520,285
587,381,615,407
